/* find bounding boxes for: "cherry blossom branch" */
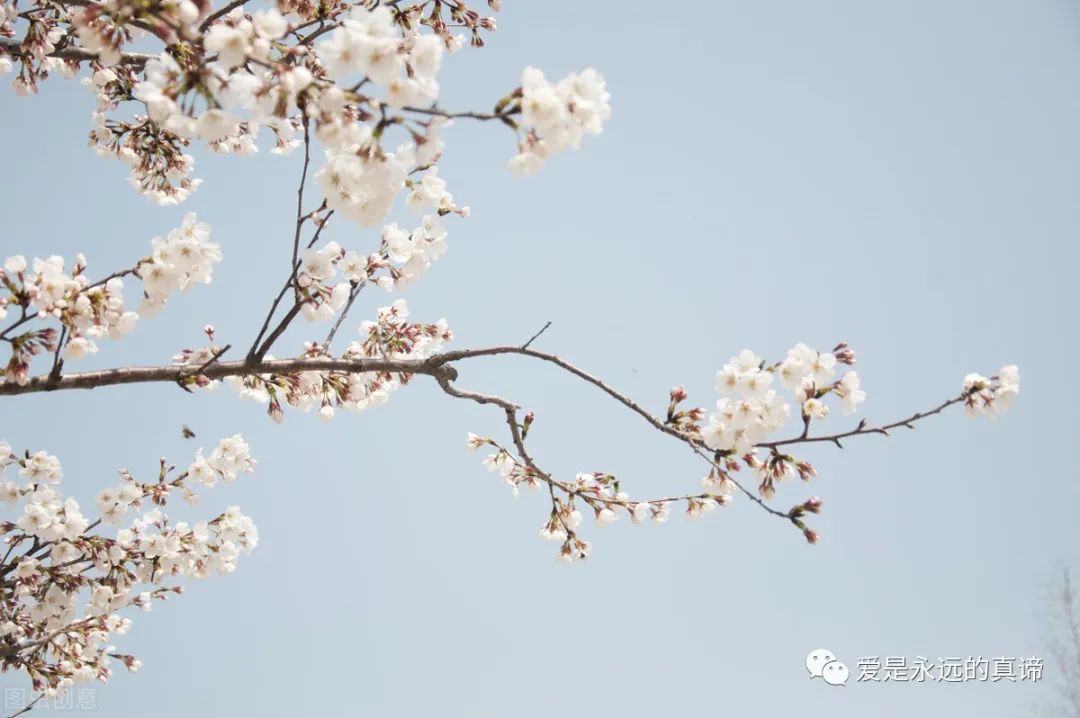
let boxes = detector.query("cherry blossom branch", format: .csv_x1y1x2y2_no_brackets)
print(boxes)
246,279,298,362
322,280,363,351
435,346,688,440
433,351,796,525
198,0,253,31
247,119,318,362
0,343,973,459
84,266,140,291
435,344,996,538
440,377,727,501
46,325,66,384
0,335,957,537
757,394,969,450
401,104,516,123
435,346,977,455
0,335,992,541
5,694,42,718
0,356,458,395
288,118,314,296
437,376,733,538
0,311,34,343
251,304,302,361
0,38,156,67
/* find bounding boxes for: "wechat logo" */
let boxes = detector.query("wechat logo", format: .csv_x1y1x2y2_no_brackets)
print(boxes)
806,648,849,686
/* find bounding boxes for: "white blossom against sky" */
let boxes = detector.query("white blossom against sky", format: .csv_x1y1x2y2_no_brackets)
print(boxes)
1,0,1078,715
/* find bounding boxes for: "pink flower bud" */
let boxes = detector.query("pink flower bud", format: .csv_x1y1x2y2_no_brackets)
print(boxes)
833,342,856,365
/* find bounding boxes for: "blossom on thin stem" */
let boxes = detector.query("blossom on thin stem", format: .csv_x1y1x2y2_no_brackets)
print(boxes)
963,365,1020,418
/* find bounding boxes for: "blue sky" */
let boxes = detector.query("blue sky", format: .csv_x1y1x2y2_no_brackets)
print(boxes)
2,1,1079,716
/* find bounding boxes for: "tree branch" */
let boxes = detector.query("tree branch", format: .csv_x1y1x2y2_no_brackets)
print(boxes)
247,118,317,362
0,339,984,536
436,375,728,516
757,394,969,450
5,694,43,718
199,0,253,31
0,38,155,67
0,356,457,395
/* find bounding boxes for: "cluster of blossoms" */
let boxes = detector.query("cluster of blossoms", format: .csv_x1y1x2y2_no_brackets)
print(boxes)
137,213,221,315
0,5,76,95
509,66,612,176
311,129,469,232
963,365,1020,418
45,2,476,207
315,5,444,109
293,210,449,322
0,214,218,385
702,343,862,455
172,299,452,420
0,437,257,695
4,0,607,213
85,61,204,204
0,253,133,374
0,252,130,329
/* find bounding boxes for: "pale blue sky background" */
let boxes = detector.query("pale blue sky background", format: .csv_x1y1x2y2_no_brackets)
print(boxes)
2,1,1079,715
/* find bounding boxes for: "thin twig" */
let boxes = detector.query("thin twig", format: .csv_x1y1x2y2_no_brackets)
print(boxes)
6,694,43,718
758,395,968,450
401,105,510,121
192,344,231,374
199,0,251,31
520,321,551,350
46,325,66,386
247,119,313,362
289,119,314,298
322,281,364,352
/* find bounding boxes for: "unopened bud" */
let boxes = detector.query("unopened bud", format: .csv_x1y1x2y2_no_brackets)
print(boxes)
833,342,856,365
